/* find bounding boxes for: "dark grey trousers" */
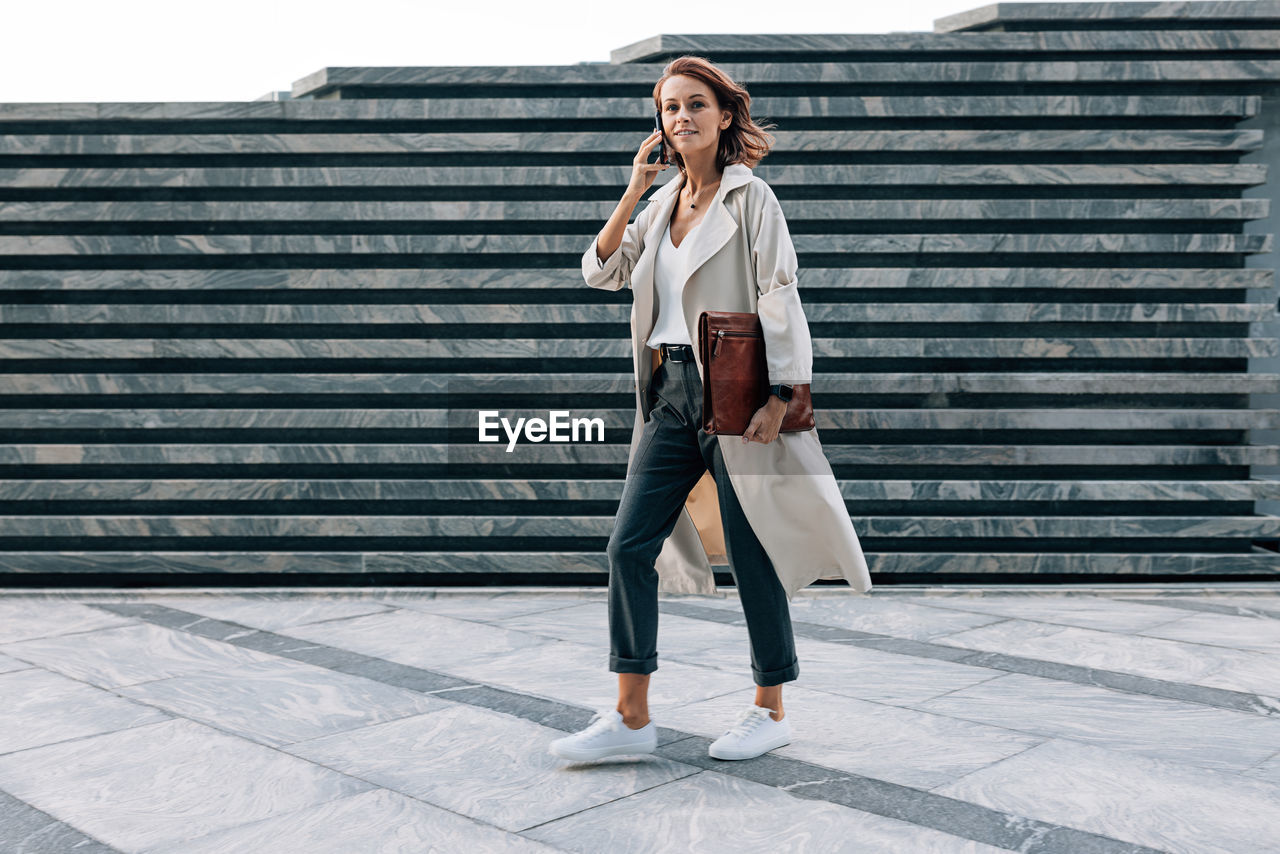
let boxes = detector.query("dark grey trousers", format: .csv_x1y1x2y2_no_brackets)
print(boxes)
606,353,800,687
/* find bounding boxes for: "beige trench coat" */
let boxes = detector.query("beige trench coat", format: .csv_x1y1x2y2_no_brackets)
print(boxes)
581,162,872,601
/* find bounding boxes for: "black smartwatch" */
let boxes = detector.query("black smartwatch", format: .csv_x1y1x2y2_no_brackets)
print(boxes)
769,384,794,402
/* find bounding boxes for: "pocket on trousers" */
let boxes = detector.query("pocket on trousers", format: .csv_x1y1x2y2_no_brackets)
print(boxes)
644,364,661,415
651,374,689,427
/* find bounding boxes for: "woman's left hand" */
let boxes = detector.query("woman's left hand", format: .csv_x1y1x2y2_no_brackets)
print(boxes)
742,397,788,444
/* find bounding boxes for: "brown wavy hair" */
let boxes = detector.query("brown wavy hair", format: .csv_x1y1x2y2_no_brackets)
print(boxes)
651,56,777,173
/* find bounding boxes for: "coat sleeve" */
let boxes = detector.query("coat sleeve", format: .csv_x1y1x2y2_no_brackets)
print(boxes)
751,181,814,385
581,198,656,291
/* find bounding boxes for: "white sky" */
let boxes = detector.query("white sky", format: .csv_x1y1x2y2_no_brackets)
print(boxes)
0,0,984,103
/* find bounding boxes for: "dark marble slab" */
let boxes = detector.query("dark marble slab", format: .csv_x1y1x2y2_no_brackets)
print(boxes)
4,335,1271,361
0,197,1268,228
0,370,1276,396
290,60,1280,99
0,476,1278,503
0,263,1269,292
936,1,1280,34
611,30,1280,64
0,93,1263,122
0,513,1275,541
0,230,1269,258
819,443,1280,464
0,300,1272,326
0,405,1277,432
0,128,1266,157
0,163,1266,193
0,552,361,574
609,30,1280,64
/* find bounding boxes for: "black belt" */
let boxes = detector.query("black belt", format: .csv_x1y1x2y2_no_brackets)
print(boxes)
659,343,695,362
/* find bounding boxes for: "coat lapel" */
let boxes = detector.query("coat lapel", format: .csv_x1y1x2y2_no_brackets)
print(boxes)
677,163,754,288
636,163,755,346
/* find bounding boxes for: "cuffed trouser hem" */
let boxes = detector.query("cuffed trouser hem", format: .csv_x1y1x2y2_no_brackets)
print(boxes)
752,659,799,687
610,654,658,675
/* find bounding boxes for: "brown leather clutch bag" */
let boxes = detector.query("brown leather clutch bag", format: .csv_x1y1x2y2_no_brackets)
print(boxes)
697,310,815,436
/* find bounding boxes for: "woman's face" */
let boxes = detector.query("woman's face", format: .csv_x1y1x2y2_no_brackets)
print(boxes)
659,75,729,163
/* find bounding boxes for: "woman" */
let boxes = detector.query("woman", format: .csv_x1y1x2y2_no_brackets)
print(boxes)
550,57,872,764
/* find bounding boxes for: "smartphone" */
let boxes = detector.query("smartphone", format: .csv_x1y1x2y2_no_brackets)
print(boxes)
653,109,668,165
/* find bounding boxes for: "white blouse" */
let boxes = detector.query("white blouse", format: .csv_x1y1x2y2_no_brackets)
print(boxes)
644,219,699,349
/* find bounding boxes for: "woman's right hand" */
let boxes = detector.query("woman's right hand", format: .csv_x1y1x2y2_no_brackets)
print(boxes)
627,129,670,196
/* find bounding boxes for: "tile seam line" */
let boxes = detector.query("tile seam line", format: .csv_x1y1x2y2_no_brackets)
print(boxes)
508,769,705,837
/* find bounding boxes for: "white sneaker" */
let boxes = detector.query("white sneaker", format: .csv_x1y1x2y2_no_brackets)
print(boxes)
549,707,657,761
708,705,791,760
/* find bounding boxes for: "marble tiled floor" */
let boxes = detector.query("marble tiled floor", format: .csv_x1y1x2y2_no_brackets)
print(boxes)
1,584,1279,854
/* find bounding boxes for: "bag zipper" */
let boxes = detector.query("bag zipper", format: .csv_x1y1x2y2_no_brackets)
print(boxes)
712,328,760,357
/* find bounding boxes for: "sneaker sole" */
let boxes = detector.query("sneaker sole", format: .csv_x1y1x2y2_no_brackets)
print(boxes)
708,732,791,761
549,735,657,762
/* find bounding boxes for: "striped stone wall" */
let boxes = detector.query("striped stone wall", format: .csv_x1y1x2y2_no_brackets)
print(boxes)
1,1,1278,587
